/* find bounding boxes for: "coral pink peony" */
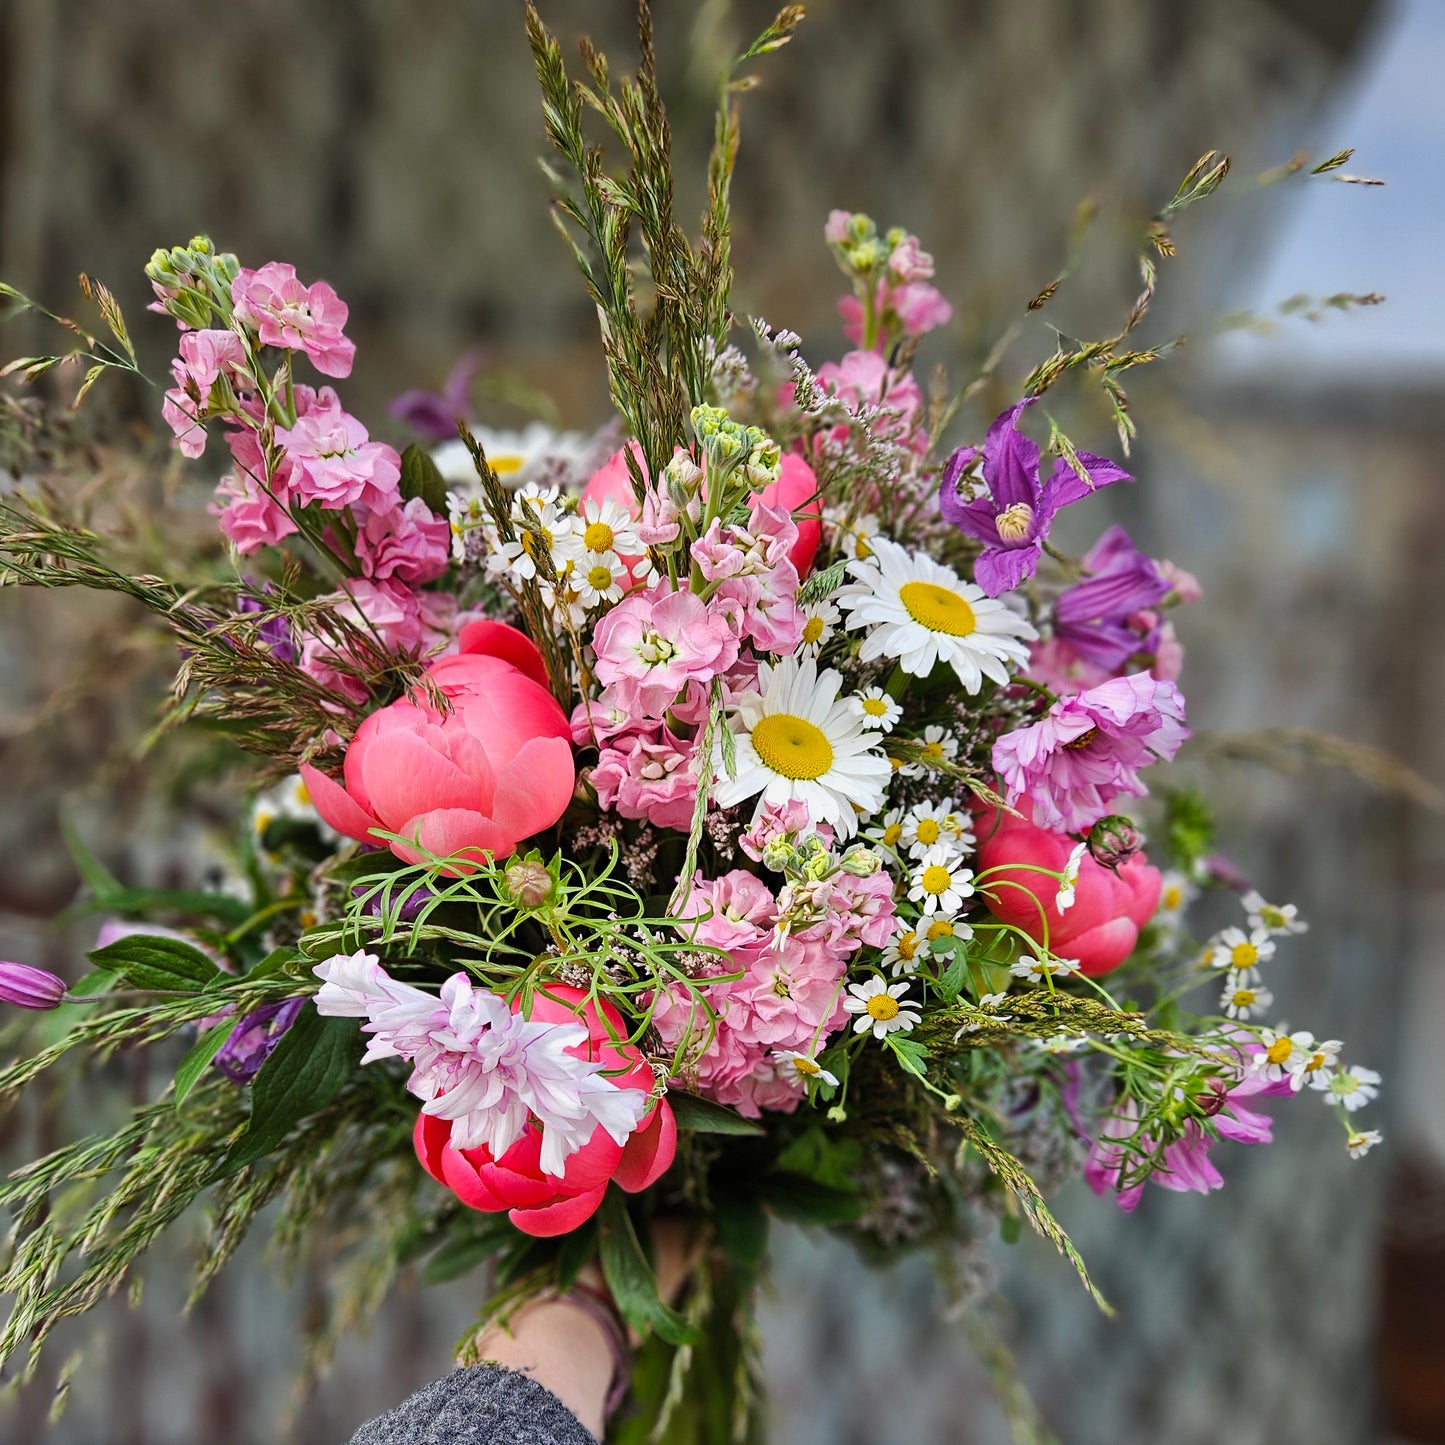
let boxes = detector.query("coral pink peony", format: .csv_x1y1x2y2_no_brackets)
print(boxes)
753,452,822,578
413,987,675,1236
975,804,1161,976
301,624,574,869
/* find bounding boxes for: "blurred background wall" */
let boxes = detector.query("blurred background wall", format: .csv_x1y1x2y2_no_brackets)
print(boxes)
2,1,1443,1442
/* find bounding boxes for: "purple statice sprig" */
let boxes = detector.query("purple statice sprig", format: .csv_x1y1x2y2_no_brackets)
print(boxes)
938,397,1132,596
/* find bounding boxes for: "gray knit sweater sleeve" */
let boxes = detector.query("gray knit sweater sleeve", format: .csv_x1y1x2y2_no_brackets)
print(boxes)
345,1365,599,1445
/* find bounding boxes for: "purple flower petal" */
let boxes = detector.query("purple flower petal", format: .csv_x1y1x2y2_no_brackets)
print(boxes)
974,539,1041,596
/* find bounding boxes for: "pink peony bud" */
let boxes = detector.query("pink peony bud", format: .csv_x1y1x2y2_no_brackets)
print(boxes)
0,962,67,1010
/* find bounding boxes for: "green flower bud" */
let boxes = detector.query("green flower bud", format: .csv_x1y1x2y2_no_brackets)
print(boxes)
840,846,882,878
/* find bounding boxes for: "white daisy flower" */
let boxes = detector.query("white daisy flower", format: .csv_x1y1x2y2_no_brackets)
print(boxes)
827,508,880,562
849,686,902,733
777,1050,839,1088
573,550,629,609
1206,926,1276,974
882,928,926,977
1325,1065,1381,1112
838,536,1036,691
900,801,968,861
714,654,892,839
431,424,594,490
555,493,641,569
488,493,576,584
978,991,1012,1012
1010,952,1080,984
898,725,961,779
1055,841,1088,913
1155,870,1196,929
1220,972,1273,1021
797,599,841,652
1253,1028,1313,1084
844,977,921,1040
1040,1033,1089,1054
907,847,975,916
1242,891,1309,937
1346,1128,1382,1159
1291,1037,1343,1093
924,916,973,950
869,807,907,853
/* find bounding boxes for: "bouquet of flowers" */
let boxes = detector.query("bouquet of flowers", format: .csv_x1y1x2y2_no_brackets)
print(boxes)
0,6,1383,1439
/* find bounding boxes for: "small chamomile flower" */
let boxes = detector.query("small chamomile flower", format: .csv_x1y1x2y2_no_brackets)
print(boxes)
1155,870,1196,929
882,928,925,977
1291,1037,1343,1092
1220,972,1273,1020
844,977,921,1039
829,508,880,562
1325,1065,1380,1112
849,686,902,733
1207,926,1276,974
1040,1033,1089,1054
898,724,960,779
907,846,975,916
925,916,972,948
901,801,968,861
871,806,907,852
1055,841,1088,913
557,493,641,567
777,1050,839,1088
1346,1128,1382,1158
573,551,629,608
1010,953,1080,984
797,599,840,651
1242,891,1308,936
1253,1028,1312,1084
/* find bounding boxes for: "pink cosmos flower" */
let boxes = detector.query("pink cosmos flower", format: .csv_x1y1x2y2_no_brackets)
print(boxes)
356,497,452,585
589,725,699,833
301,625,573,869
276,394,401,513
591,583,739,719
975,803,1161,976
993,672,1189,834
815,349,926,453
230,262,355,377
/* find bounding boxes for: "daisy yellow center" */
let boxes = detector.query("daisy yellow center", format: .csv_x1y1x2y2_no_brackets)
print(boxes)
587,564,614,590
927,919,954,941
883,822,903,845
1231,942,1259,970
294,782,311,805
751,713,835,780
584,520,615,552
254,809,274,833
492,454,525,476
854,535,872,560
862,696,889,717
1266,1037,1293,1066
899,580,977,637
794,1056,821,1077
802,616,826,644
1163,884,1183,910
1303,1052,1327,1074
915,819,941,845
1232,989,1256,1007
923,740,944,761
921,864,953,895
897,931,920,959
995,502,1035,542
866,994,900,1021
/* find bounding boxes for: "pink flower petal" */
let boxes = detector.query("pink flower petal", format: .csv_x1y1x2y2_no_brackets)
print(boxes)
614,1101,676,1193
487,736,575,843
299,762,382,843
508,1185,609,1238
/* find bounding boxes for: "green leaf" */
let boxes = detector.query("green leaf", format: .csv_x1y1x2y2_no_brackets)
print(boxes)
999,1213,1023,1245
422,1227,511,1286
758,1175,866,1226
936,944,969,1005
598,1191,697,1345
217,1007,356,1175
772,1127,863,1191
90,934,221,993
399,442,450,516
173,1018,239,1105
666,1090,764,1136
60,809,122,902
888,1034,932,1079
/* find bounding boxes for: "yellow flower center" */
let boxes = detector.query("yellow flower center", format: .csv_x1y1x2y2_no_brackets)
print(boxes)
898,580,977,637
492,454,525,476
854,535,872,560
802,616,826,645
751,713,835,780
1062,726,1100,752
882,822,902,846
294,782,311,805
794,1056,820,1077
866,994,900,1021
923,740,944,761
897,931,920,959
915,819,941,845
1232,989,1256,1008
584,520,615,553
1261,906,1287,929
1266,1037,1293,1066
927,919,954,941
921,864,953,895
1163,884,1183,910
587,564,614,590
1303,1051,1327,1074
995,501,1035,542
1231,942,1259,970
862,696,889,717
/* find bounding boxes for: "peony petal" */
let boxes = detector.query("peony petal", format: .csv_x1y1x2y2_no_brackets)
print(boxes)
413,1112,450,1183
438,1142,507,1212
509,1185,609,1238
359,729,484,826
614,1100,677,1193
299,762,384,844
393,809,515,870
486,736,575,842
453,620,551,690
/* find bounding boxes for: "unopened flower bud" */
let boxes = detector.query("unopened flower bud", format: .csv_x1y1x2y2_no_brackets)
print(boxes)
840,846,882,877
504,859,553,909
802,851,832,882
0,962,67,1010
663,454,704,492
760,839,795,872
1192,1076,1230,1118
1088,815,1145,871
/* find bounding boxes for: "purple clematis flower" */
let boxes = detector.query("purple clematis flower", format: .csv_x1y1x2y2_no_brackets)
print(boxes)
389,348,485,441
236,588,297,665
938,397,1132,596
213,997,306,1084
1053,525,1173,672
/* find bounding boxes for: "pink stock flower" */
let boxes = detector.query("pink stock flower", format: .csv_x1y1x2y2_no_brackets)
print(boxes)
356,497,452,584
1025,636,1112,697
678,869,776,954
752,452,822,578
815,349,926,453
839,282,952,346
887,234,935,283
297,577,431,702
591,583,739,718
824,209,854,245
993,673,1189,834
276,394,401,513
210,468,299,553
739,799,835,862
693,503,804,653
301,624,573,869
1160,559,1203,604
230,262,356,377
161,329,249,457
975,803,1161,976
589,725,700,833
